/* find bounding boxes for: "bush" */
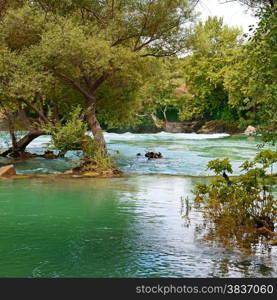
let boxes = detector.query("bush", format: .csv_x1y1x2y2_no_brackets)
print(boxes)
44,107,89,156
44,107,116,172
194,151,277,234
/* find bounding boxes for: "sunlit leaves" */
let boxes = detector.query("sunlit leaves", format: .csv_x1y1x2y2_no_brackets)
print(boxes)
182,17,243,120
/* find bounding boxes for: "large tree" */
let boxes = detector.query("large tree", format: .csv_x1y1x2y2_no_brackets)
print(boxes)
0,1,198,160
0,43,83,157
24,0,197,156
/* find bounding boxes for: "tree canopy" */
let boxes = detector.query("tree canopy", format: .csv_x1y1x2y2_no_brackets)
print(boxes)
0,0,198,159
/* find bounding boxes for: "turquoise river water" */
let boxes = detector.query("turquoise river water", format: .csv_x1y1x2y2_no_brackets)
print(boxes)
0,132,276,277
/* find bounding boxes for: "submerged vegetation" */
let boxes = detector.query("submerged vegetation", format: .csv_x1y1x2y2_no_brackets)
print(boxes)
194,150,277,249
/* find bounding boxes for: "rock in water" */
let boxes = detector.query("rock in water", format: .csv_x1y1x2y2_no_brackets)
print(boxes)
244,125,256,136
0,165,16,177
145,152,162,159
42,151,57,159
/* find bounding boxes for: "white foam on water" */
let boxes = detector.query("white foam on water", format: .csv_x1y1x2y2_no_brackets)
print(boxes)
0,132,230,149
104,131,230,142
26,136,52,148
154,132,230,140
0,134,51,149
104,132,137,142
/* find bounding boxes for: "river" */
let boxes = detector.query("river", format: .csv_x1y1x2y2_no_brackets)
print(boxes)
0,132,276,277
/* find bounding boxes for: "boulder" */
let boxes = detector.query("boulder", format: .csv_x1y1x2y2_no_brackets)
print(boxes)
0,165,16,177
244,125,256,136
41,151,58,159
145,152,162,159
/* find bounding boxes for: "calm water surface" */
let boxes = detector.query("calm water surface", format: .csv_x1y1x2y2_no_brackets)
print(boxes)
0,133,276,277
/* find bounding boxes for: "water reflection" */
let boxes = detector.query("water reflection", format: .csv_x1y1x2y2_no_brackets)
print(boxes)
118,175,277,277
0,175,276,278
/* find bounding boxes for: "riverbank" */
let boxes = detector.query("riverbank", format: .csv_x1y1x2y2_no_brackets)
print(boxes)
108,120,243,135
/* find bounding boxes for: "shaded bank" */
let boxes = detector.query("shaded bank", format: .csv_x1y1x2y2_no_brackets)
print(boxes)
108,119,242,135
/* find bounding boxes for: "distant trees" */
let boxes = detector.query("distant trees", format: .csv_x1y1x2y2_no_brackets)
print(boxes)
180,17,243,121
223,5,277,141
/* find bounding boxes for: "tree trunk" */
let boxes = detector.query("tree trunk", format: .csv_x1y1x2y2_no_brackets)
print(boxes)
151,113,166,129
162,106,168,123
0,130,43,158
269,0,275,8
87,106,107,156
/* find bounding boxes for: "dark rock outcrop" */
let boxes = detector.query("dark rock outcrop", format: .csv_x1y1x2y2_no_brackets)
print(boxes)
145,152,162,159
40,151,58,159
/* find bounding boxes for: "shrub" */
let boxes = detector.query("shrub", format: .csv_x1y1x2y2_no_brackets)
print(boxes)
194,151,277,234
44,106,89,156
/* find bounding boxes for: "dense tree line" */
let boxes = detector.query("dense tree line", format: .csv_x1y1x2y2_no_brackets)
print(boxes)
143,3,276,141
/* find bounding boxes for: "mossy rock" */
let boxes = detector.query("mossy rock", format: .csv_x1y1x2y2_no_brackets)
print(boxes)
69,163,123,177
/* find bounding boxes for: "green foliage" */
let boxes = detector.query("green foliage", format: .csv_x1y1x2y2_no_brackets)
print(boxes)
137,58,193,122
195,151,277,234
254,150,277,168
80,140,114,171
182,17,243,121
43,106,114,169
223,6,277,142
44,107,88,155
180,7,276,138
31,0,197,58
96,56,161,128
207,158,233,175
1,5,46,51
0,0,197,158
229,0,275,9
